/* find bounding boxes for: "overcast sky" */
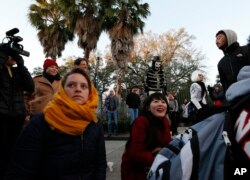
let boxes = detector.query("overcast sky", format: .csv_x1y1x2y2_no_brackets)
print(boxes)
0,0,249,83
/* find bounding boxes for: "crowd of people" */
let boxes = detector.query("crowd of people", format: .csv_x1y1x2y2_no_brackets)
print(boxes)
0,28,249,180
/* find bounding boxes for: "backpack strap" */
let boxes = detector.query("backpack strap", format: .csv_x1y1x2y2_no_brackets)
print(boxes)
189,134,199,180
155,161,170,180
222,112,233,156
222,111,236,180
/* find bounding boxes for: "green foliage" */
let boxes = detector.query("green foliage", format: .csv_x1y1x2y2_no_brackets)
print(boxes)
117,54,201,100
89,60,117,94
32,67,43,76
28,0,74,58
102,0,150,34
164,58,199,93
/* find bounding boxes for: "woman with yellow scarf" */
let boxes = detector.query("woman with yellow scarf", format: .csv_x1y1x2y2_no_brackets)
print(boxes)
5,68,107,180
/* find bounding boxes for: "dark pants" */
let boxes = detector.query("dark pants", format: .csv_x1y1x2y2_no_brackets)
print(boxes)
107,111,118,136
182,117,191,126
169,111,179,135
0,114,24,179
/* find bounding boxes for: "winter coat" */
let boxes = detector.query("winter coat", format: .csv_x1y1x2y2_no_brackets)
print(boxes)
208,84,224,107
0,52,34,116
126,92,141,108
144,68,167,93
26,75,60,115
218,42,250,91
190,82,207,110
121,115,171,180
5,113,107,180
104,95,119,111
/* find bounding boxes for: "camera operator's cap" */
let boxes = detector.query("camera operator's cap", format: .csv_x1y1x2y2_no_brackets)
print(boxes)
43,58,58,70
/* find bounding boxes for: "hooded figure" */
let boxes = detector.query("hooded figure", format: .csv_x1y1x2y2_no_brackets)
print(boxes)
216,29,250,92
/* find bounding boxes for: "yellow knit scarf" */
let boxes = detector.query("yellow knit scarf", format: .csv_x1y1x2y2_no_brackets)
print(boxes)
44,84,98,135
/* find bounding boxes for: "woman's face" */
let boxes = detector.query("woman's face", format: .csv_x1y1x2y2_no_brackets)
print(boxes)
78,60,88,71
198,73,204,81
149,98,167,118
64,73,90,105
46,65,59,76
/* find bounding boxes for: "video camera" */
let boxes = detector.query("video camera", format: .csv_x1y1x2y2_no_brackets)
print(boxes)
0,28,30,57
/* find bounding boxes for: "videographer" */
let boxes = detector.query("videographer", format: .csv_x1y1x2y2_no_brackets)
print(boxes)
0,46,34,178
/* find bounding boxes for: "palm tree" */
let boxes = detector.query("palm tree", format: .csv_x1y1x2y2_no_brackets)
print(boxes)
59,0,103,62
102,0,150,96
28,0,74,59
103,0,150,70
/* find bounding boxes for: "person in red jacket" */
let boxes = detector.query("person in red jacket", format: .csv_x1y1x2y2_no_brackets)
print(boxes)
121,93,172,180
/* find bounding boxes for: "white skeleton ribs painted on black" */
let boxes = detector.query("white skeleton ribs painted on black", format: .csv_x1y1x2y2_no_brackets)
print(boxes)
144,56,167,95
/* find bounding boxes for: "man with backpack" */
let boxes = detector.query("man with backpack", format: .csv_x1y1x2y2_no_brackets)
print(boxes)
147,66,250,180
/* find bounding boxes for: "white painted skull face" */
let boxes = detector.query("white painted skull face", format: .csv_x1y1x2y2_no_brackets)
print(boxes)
155,61,161,71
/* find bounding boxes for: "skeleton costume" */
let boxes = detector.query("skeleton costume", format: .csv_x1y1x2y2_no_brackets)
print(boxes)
144,56,167,95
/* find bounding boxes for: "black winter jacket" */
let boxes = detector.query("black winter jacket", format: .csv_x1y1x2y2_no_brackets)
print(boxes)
218,43,250,91
126,92,140,108
0,52,34,116
5,113,107,180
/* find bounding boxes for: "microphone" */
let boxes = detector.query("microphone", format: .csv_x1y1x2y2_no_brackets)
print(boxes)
6,28,19,36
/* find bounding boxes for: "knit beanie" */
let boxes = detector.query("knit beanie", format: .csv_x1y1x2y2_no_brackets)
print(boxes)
43,58,58,70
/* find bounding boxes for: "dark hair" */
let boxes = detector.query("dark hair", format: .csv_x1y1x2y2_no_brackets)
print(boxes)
141,93,168,116
126,93,168,150
61,67,92,93
74,57,88,66
216,30,226,37
144,93,168,149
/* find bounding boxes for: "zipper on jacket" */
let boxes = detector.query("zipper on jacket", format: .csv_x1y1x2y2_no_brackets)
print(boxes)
222,131,231,146
188,128,193,139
